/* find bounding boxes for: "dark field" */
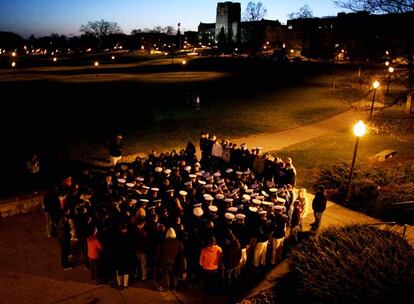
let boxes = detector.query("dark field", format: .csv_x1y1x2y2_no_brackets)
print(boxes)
0,54,352,196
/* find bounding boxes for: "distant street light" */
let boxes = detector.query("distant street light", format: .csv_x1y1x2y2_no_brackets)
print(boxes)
369,81,380,121
12,52,16,57
346,120,367,201
11,62,16,68
385,61,390,67
53,57,57,62
386,67,394,96
111,56,115,60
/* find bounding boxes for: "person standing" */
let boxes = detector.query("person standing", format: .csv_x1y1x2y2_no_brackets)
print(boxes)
108,134,123,167
270,206,289,265
311,186,328,231
113,223,135,289
199,236,223,294
87,227,103,283
155,228,184,291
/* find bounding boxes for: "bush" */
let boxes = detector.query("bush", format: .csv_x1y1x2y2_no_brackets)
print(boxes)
286,225,414,304
315,161,414,223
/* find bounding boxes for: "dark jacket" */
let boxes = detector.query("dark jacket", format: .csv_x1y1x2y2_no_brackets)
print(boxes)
272,213,289,239
312,191,327,212
156,238,184,273
222,238,242,269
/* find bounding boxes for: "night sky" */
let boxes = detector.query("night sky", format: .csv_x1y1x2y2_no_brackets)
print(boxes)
0,0,343,37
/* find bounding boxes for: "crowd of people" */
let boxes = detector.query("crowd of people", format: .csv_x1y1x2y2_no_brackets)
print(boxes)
43,132,326,293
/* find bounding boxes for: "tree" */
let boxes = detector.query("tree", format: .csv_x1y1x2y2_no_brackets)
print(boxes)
80,19,123,39
243,2,267,21
333,0,414,13
287,4,314,19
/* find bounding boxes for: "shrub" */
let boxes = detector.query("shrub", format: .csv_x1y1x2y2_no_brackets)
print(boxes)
285,225,414,304
314,161,414,223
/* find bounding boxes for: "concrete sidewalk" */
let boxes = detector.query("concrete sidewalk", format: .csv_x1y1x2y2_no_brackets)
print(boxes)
244,193,414,300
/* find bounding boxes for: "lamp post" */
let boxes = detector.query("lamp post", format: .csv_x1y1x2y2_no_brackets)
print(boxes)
386,67,394,96
182,60,186,76
346,120,367,201
94,61,99,77
369,80,380,121
11,61,16,78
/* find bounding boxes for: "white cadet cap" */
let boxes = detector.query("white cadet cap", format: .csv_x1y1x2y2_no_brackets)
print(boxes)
252,199,262,205
164,169,171,174
224,198,234,203
236,171,243,175
193,207,203,217
117,178,126,184
251,193,259,198
189,174,197,179
136,177,145,182
274,205,284,211
151,187,160,192
217,178,225,184
179,190,188,196
261,190,269,198
208,205,218,212
203,194,214,201
262,201,274,207
277,197,286,203
184,166,192,172
259,210,267,215
225,168,233,173
213,172,221,178
184,181,192,186
227,207,238,213
245,189,254,194
139,199,149,203
225,212,235,220
194,162,201,167
269,188,277,193
155,167,163,173
126,182,136,188
142,185,150,190
215,193,225,200
249,206,258,213
235,213,246,220
198,180,206,185
242,194,251,201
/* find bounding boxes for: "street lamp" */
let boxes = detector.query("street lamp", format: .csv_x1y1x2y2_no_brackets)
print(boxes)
94,61,99,77
369,80,380,121
346,120,367,201
182,60,186,76
386,67,394,96
53,57,57,62
111,56,115,60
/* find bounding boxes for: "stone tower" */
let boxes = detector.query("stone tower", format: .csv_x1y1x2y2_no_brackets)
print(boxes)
215,2,241,43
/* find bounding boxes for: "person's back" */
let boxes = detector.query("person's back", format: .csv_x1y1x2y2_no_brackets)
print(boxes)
200,243,222,271
158,237,183,265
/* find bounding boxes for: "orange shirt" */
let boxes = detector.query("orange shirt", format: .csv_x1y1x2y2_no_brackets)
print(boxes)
199,245,222,270
87,236,103,260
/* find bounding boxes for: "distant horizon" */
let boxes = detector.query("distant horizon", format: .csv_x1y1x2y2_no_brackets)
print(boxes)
0,0,345,38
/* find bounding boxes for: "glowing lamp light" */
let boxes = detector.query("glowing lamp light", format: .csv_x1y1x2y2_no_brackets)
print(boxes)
341,49,345,53
385,61,389,67
290,49,294,54
182,60,187,65
388,67,394,73
94,61,99,67
141,45,145,50
111,56,115,60
11,62,16,68
385,50,389,55
353,120,366,137
12,52,16,57
373,80,380,89
53,57,57,62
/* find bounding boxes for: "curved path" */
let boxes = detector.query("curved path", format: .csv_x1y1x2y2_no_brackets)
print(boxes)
230,109,364,152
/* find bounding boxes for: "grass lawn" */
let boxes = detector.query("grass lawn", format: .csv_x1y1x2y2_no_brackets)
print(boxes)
67,75,351,162
271,106,414,190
